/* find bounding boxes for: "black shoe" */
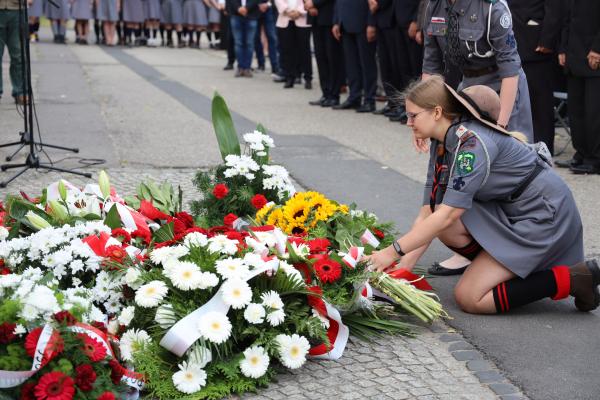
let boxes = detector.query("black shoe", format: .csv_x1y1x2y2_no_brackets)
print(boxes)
356,103,375,113
332,99,361,110
305,81,312,90
257,65,265,72
389,110,408,123
273,74,286,83
556,158,583,169
223,63,234,70
373,103,392,115
428,262,469,276
283,79,294,88
295,77,301,84
569,260,600,311
322,98,340,107
570,164,600,174
309,97,326,106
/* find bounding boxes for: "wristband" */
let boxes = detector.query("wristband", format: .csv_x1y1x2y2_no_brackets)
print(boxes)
392,241,405,257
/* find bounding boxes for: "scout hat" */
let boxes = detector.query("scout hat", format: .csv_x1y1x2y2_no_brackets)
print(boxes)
443,83,511,136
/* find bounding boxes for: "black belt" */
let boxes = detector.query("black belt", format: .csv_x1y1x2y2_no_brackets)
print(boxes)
506,161,546,201
462,65,499,78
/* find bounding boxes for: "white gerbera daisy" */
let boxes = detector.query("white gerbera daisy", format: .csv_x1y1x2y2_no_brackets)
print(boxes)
244,303,266,324
261,291,284,311
275,334,310,369
120,329,151,362
215,258,249,280
118,306,136,326
149,245,189,265
135,280,168,308
184,232,208,248
207,235,239,255
172,362,207,394
240,346,270,379
168,261,202,291
124,268,142,287
197,272,219,290
266,309,285,326
221,278,252,309
197,312,232,344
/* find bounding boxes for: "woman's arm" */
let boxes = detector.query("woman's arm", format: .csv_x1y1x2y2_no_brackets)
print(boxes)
497,75,518,128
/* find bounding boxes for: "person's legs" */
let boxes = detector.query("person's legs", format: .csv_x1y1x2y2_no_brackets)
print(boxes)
297,26,312,83
584,77,600,168
567,75,586,164
254,15,265,69
4,10,25,98
523,60,555,155
341,32,362,104
263,8,279,73
312,25,329,100
243,18,258,73
355,31,377,105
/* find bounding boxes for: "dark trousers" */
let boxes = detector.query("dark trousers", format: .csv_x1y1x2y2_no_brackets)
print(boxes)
220,12,236,65
254,8,279,73
342,31,377,104
393,25,422,90
278,22,312,81
313,24,345,100
523,60,556,155
567,75,600,166
377,26,402,102
0,10,25,97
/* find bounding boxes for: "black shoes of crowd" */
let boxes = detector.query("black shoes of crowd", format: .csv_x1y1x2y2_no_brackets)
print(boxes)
555,158,600,175
306,96,408,122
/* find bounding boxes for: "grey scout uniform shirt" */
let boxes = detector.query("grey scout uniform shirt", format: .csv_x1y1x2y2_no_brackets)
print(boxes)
423,0,521,89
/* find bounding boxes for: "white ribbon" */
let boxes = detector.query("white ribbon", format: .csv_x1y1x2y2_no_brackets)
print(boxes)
341,246,364,269
308,302,349,360
360,229,380,248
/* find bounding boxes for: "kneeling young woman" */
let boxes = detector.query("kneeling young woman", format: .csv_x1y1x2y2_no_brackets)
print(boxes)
367,75,600,314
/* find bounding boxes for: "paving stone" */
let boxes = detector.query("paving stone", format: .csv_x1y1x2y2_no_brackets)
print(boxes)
408,387,434,396
499,395,527,400
474,370,505,383
448,341,475,352
439,333,463,343
466,360,496,372
488,383,521,396
452,350,483,361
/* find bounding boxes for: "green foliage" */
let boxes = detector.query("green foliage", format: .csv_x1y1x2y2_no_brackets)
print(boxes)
0,299,21,322
212,92,241,161
125,180,183,214
104,204,124,229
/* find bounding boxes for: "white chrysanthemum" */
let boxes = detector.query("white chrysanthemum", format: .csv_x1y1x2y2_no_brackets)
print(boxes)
86,306,106,324
155,304,177,329
244,303,266,324
167,261,203,291
184,232,208,248
196,272,220,290
187,345,212,368
24,285,59,314
172,362,207,394
240,346,270,379
261,291,284,310
266,309,285,326
0,274,22,288
69,259,85,275
13,324,26,335
150,245,189,265
135,280,168,308
221,278,252,309
275,334,310,369
215,257,249,280
120,329,151,362
118,306,136,326
278,260,304,284
124,268,142,288
197,312,232,344
0,226,9,241
208,235,239,255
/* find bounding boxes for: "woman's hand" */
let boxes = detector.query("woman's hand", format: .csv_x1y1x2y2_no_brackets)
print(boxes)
412,133,430,153
365,246,399,272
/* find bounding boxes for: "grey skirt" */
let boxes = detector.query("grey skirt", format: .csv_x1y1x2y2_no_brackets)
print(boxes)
29,0,45,18
462,166,584,278
45,0,70,20
123,0,144,22
97,0,118,21
206,3,219,24
143,0,161,19
161,0,183,24
182,0,207,26
71,0,93,20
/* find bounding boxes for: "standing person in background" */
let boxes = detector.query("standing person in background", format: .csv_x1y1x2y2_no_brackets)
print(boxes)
203,0,221,48
275,0,311,88
218,0,236,68
71,0,93,44
0,0,26,104
28,0,45,42
305,0,344,107
123,0,145,45
182,0,208,48
162,0,184,47
254,1,280,75
97,0,119,45
557,0,600,174
227,0,261,77
46,0,71,43
143,0,161,45
332,0,377,112
509,0,561,155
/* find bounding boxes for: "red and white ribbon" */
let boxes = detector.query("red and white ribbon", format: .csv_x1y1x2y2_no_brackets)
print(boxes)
360,229,380,248
341,246,364,269
308,302,349,360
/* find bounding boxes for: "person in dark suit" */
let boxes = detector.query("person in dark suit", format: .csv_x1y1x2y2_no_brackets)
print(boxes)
557,0,600,174
509,0,562,155
305,0,345,107
332,0,378,112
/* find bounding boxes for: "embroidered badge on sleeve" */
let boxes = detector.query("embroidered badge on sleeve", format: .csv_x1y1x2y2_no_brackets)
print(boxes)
456,152,476,176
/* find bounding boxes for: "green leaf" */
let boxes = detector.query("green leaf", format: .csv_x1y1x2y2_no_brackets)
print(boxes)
212,92,241,160
153,222,175,243
104,204,123,229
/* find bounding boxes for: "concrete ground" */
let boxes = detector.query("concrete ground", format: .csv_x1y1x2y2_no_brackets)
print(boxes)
1,28,599,399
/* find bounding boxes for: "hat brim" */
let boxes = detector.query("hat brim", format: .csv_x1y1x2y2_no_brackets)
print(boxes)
443,83,511,136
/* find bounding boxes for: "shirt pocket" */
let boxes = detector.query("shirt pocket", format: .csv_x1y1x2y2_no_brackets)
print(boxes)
458,26,485,42
427,22,448,36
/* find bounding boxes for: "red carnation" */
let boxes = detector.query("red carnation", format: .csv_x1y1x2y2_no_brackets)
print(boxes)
53,311,77,326
175,211,194,228
34,371,75,400
90,321,108,334
131,228,151,244
251,194,268,210
0,267,9,275
138,200,170,221
372,228,385,240
78,334,107,362
105,245,127,266
20,382,36,400
111,228,131,244
308,238,331,254
0,322,16,344
223,213,238,227
313,257,342,284
167,217,187,235
25,328,63,359
75,364,97,391
97,393,116,400
108,360,124,385
212,184,229,199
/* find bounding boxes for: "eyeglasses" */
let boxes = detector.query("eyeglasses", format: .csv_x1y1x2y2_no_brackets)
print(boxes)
406,110,430,122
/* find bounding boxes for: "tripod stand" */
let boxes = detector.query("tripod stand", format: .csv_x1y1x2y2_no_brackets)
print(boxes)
0,0,92,188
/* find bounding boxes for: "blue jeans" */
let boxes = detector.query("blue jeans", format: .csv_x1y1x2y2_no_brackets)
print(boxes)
230,15,258,70
254,8,279,73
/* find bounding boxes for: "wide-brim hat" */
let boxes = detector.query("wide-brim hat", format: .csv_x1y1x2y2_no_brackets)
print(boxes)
443,83,511,136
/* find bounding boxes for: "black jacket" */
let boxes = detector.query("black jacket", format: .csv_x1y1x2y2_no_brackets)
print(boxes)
311,0,336,26
227,0,262,19
375,0,395,29
393,0,419,27
509,0,562,63
561,0,600,77
334,0,376,33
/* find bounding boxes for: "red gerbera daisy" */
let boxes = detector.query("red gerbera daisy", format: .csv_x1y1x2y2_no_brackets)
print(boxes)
111,228,131,244
105,245,127,263
34,371,75,400
78,334,107,362
251,194,268,210
313,257,342,284
212,183,229,199
25,328,64,359
20,382,36,400
0,322,16,344
75,364,97,392
308,238,331,254
97,392,116,400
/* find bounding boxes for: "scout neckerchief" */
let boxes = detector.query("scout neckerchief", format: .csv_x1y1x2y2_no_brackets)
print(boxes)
429,142,447,213
446,0,464,67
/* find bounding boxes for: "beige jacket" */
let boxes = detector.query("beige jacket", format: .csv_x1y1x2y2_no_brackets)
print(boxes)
0,0,22,10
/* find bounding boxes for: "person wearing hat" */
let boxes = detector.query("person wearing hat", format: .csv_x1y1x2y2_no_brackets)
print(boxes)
422,0,533,141
367,75,599,315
